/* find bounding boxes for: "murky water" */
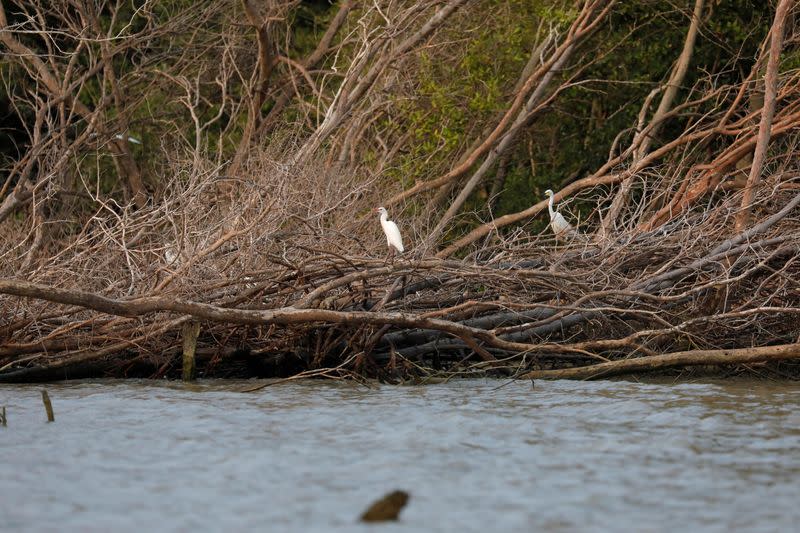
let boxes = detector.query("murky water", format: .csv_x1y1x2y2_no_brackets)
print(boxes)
2,378,799,532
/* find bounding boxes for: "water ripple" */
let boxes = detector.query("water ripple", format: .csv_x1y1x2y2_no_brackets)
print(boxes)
2,378,799,532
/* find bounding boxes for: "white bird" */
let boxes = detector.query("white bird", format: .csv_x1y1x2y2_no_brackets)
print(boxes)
114,133,142,145
544,189,576,240
88,132,142,145
374,206,404,261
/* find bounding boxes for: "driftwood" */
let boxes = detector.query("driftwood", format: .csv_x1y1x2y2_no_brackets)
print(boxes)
523,343,800,381
1,186,799,382
1,1,799,382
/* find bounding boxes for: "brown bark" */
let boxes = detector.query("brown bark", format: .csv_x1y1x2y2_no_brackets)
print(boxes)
0,279,536,355
522,343,800,380
643,106,800,231
735,0,791,231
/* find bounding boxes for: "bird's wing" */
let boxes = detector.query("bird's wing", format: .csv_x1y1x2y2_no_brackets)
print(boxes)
552,212,572,234
386,221,404,252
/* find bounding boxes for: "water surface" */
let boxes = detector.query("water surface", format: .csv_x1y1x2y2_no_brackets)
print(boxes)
2,378,799,532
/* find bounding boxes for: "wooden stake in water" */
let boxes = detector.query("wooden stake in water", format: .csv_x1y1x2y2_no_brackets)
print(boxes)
182,320,200,382
41,390,54,422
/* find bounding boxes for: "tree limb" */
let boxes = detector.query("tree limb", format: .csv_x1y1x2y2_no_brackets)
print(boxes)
735,0,791,231
522,343,800,380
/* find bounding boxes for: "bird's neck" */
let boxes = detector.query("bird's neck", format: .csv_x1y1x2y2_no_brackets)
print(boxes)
548,195,556,218
380,212,389,224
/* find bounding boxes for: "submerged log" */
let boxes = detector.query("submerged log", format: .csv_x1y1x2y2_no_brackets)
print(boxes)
360,490,410,522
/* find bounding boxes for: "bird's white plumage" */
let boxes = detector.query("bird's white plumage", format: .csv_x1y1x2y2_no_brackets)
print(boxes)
376,207,404,253
544,189,575,239
114,133,142,145
89,132,141,144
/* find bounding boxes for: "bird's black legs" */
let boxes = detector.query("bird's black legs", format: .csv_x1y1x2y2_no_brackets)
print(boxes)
384,247,396,266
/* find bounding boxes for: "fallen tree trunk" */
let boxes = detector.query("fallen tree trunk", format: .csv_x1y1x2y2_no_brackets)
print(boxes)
522,343,800,380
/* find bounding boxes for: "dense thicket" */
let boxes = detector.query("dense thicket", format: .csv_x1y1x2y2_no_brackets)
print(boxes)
1,0,798,381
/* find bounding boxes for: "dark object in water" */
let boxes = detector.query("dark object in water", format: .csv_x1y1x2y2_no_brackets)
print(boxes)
41,390,54,422
360,490,410,522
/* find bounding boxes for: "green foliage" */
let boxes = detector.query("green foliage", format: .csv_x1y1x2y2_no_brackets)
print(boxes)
289,0,339,55
782,51,800,72
386,0,576,187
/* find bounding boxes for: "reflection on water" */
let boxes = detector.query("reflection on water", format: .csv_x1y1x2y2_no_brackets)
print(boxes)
2,378,799,532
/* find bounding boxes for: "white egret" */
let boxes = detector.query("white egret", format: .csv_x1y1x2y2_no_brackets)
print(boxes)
114,133,142,145
88,132,141,145
374,206,404,261
544,189,576,240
